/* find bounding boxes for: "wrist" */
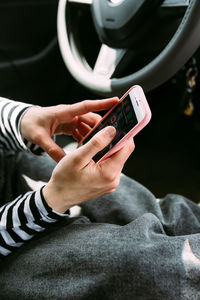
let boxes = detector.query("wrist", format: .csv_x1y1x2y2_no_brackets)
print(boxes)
42,183,71,214
20,106,37,139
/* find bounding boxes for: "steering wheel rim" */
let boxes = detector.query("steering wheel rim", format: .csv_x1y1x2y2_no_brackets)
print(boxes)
57,0,200,96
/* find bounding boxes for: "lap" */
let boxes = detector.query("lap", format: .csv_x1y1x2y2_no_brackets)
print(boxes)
1,153,200,299
1,211,200,299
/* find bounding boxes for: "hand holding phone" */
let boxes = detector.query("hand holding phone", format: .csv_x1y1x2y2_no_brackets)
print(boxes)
43,93,138,213
79,85,151,163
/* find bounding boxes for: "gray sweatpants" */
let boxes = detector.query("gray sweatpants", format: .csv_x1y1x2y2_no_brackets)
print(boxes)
0,150,200,299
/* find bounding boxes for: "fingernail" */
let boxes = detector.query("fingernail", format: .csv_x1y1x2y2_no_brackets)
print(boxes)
104,126,116,138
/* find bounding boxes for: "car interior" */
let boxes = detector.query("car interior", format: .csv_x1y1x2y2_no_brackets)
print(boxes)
0,0,199,203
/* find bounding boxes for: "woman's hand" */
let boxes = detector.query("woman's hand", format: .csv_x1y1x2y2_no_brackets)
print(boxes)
20,98,119,162
43,126,135,214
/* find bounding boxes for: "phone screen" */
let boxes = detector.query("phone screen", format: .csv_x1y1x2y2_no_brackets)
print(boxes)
82,93,139,162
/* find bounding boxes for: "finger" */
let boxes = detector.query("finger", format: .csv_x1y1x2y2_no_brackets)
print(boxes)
100,140,135,172
68,98,119,118
72,126,116,168
60,113,101,136
78,112,102,127
78,122,92,136
73,128,83,142
39,135,66,163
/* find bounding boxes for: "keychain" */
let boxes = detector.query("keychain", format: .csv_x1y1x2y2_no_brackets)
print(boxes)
179,58,199,117
183,66,198,116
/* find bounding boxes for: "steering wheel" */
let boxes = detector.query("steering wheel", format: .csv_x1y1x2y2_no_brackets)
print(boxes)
57,0,200,96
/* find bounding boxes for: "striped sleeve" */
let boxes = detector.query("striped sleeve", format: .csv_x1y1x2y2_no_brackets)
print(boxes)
0,188,69,257
0,97,68,257
0,97,42,154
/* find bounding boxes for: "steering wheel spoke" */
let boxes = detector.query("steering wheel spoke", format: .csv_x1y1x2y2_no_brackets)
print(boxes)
93,44,126,78
68,0,92,5
161,0,189,8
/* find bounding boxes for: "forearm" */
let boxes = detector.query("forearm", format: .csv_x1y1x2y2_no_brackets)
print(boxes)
0,189,68,257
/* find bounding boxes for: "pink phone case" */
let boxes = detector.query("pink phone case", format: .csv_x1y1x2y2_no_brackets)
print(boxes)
79,85,152,163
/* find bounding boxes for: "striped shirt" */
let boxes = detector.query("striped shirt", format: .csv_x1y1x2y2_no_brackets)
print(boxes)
0,97,67,257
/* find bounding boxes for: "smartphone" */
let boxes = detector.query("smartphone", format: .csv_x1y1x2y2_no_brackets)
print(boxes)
79,85,151,163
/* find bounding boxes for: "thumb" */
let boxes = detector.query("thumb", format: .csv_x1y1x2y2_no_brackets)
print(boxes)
39,135,66,162
74,126,116,167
